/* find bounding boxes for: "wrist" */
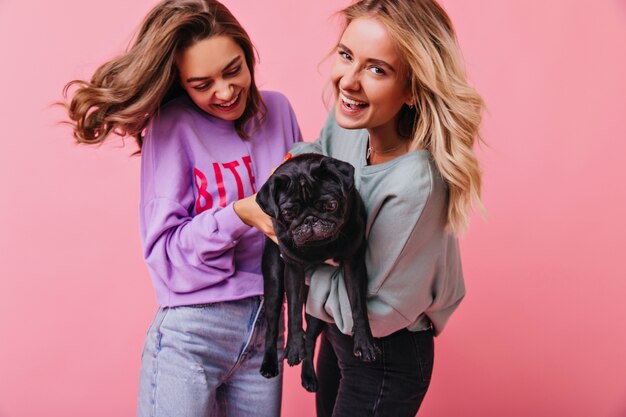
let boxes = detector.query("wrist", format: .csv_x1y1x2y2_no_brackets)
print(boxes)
233,200,249,226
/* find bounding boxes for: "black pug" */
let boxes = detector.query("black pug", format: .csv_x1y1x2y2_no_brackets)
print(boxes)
256,153,380,392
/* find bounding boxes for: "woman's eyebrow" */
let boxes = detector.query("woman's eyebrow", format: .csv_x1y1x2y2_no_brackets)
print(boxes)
337,43,397,73
185,56,242,83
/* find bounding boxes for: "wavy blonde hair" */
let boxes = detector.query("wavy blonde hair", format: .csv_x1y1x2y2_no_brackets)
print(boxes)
341,0,485,233
62,0,265,150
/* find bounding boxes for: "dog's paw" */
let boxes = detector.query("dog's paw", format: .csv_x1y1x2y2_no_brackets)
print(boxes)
284,336,306,366
301,359,317,392
301,367,318,393
260,354,280,379
353,337,381,363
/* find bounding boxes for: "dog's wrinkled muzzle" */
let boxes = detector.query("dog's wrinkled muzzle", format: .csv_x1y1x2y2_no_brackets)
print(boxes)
291,217,338,246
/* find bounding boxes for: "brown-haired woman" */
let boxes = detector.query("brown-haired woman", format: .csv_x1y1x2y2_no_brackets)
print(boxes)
63,1,301,416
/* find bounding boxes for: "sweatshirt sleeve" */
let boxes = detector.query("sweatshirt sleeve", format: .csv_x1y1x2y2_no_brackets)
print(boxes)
139,116,251,295
306,156,464,337
363,166,465,337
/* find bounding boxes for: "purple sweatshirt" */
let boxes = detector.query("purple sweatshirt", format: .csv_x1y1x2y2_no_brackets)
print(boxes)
139,91,302,307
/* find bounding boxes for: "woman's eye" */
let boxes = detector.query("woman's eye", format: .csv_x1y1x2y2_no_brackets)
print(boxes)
193,82,212,91
225,66,241,77
338,50,352,61
369,66,386,76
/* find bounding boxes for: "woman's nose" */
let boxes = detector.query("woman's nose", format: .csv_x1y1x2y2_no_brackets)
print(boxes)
339,67,361,91
214,81,234,101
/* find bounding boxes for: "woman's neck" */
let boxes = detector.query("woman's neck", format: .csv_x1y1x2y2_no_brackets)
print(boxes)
366,127,409,165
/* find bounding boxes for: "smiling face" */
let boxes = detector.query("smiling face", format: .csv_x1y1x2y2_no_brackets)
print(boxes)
176,35,252,121
331,17,412,139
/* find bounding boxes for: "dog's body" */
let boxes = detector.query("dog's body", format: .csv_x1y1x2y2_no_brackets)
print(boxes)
256,153,379,392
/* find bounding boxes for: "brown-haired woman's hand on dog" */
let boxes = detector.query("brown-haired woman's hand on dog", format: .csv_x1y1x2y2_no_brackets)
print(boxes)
234,194,277,243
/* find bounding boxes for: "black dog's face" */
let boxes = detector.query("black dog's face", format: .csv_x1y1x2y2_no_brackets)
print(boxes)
275,180,342,246
257,154,355,247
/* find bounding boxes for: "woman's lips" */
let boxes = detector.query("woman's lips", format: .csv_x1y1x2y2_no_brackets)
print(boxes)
339,92,368,114
213,92,242,112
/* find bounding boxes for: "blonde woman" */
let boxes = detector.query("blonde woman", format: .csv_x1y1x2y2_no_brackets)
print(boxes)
287,0,484,415
63,1,301,416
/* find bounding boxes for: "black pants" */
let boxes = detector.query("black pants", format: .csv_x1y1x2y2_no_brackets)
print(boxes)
316,324,434,417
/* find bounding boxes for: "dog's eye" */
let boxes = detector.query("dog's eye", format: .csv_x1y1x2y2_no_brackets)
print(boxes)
281,210,296,221
324,201,338,212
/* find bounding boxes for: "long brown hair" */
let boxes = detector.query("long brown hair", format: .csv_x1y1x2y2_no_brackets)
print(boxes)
340,0,485,233
63,0,265,150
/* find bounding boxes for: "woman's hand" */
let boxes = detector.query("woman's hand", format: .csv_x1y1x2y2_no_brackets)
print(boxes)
234,194,277,243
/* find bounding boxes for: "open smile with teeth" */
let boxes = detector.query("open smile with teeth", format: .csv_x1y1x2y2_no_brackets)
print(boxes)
215,92,240,108
340,93,368,110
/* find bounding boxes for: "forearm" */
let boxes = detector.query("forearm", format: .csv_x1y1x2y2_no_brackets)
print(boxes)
142,198,252,292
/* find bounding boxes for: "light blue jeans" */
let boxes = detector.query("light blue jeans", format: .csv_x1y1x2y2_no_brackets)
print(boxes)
137,296,284,417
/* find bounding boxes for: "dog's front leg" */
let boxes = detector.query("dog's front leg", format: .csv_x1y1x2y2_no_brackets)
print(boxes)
260,239,285,378
343,251,381,362
283,261,306,366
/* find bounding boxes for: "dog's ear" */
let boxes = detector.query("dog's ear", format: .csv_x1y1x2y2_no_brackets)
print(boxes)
256,174,290,218
321,158,355,194
256,179,278,217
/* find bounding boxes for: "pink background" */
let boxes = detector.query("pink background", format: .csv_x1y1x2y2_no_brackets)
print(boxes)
1,0,625,416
